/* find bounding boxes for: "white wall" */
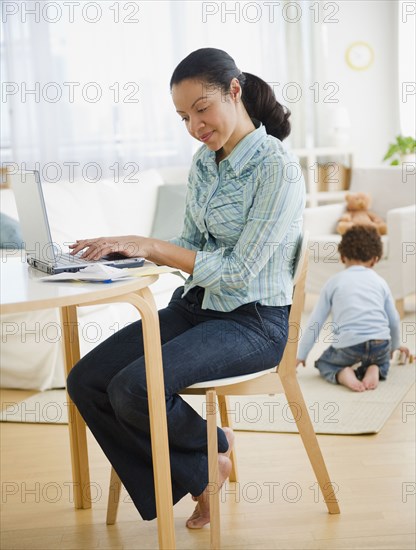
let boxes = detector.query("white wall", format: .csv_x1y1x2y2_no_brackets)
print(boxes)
398,0,416,137
318,0,400,166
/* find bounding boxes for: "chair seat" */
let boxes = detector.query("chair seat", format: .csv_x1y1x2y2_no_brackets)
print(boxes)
186,368,275,389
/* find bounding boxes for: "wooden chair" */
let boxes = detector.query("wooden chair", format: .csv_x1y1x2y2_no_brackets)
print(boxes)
106,232,340,548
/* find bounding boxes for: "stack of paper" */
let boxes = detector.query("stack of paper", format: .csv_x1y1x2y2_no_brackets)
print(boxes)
40,264,135,283
40,263,185,283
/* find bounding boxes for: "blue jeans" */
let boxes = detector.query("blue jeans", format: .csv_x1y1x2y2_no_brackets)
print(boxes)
67,286,289,520
315,339,391,384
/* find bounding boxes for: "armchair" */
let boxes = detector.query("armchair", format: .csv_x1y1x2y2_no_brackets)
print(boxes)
303,167,416,316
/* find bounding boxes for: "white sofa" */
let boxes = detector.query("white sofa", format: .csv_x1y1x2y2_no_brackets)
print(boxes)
303,167,416,312
0,167,189,390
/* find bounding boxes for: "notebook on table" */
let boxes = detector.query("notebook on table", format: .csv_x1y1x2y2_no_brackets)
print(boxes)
9,170,145,274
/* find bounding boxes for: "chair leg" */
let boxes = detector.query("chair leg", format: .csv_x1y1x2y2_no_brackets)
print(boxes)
206,389,221,549
279,375,341,514
217,394,238,482
106,467,122,525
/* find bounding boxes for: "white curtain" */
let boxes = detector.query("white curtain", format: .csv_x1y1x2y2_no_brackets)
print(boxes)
1,1,318,179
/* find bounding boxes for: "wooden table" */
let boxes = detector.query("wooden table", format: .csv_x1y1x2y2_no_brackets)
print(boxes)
0,258,176,549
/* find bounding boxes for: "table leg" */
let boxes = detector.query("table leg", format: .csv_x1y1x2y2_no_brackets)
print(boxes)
79,287,176,548
135,288,176,549
60,305,91,510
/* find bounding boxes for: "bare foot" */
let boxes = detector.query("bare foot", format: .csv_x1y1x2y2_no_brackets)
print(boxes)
186,455,232,529
191,427,235,502
220,426,235,459
336,367,366,392
186,430,234,530
362,365,380,390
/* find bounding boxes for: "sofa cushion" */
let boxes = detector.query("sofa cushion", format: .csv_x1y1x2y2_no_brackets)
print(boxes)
157,166,189,185
0,213,23,249
150,184,187,240
350,167,415,219
0,188,19,219
94,168,164,237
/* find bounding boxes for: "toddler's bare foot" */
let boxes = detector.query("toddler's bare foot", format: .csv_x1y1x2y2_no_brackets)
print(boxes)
186,455,232,529
337,367,366,392
362,365,379,390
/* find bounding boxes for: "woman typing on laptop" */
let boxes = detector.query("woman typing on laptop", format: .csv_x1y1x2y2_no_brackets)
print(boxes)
67,48,305,528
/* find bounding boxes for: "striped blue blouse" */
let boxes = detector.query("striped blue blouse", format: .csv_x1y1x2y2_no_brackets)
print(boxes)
169,122,306,312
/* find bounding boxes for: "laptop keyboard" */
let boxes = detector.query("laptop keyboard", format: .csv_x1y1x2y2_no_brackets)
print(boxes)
56,252,97,266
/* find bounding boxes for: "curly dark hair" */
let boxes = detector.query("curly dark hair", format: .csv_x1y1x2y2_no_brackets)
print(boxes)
338,225,383,262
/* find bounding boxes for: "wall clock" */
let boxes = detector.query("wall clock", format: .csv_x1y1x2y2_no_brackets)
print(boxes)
345,41,374,71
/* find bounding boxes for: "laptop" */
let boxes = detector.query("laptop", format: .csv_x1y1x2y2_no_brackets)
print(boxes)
9,170,145,274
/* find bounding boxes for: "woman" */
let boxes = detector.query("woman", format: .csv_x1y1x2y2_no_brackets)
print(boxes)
67,48,305,528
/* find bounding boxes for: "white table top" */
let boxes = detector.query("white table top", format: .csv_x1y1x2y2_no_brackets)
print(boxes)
0,257,158,314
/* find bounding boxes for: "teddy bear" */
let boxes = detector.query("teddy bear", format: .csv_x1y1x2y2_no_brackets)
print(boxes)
336,192,387,235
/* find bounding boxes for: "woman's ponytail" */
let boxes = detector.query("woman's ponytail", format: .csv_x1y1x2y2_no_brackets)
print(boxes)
238,72,291,141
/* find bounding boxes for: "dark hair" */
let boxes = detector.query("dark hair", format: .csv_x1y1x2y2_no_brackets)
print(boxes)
170,48,291,141
338,226,383,262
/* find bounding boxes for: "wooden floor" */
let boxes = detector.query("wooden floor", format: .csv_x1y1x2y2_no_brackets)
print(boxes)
0,382,414,550
1,293,415,549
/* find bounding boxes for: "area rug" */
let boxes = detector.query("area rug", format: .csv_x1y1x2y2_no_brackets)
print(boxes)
0,389,69,425
0,364,414,434
228,363,415,435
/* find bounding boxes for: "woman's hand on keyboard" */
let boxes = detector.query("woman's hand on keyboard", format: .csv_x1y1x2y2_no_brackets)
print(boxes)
70,235,197,274
69,235,147,261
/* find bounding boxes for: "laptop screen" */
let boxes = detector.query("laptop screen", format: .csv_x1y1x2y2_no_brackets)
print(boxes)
9,171,59,264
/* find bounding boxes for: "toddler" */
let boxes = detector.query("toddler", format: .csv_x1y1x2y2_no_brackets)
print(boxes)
297,226,409,391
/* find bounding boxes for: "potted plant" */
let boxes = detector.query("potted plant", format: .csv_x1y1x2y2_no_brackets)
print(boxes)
383,135,416,165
